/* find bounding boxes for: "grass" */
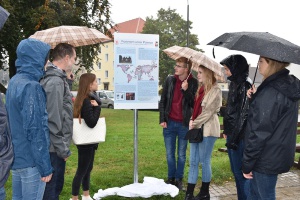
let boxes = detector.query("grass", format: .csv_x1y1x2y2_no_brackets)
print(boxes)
3,109,299,199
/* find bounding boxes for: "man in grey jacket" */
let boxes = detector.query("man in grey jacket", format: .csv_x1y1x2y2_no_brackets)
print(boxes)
41,43,76,200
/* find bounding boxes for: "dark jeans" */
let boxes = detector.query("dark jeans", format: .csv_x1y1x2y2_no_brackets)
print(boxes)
248,171,278,200
227,136,250,200
72,145,96,196
43,152,66,200
163,119,188,180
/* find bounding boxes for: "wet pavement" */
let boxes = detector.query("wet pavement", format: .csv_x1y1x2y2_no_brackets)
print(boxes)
208,169,300,200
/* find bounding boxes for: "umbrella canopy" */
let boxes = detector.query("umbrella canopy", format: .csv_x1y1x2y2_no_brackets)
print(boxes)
0,6,10,31
207,32,300,65
163,45,223,78
29,25,111,49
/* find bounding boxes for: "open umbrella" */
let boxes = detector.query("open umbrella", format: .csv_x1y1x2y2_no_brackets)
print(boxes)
207,32,300,83
0,6,10,31
29,25,111,48
207,32,300,65
163,45,224,80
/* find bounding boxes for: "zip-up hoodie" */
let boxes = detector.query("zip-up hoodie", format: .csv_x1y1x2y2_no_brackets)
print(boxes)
40,63,73,159
5,38,53,177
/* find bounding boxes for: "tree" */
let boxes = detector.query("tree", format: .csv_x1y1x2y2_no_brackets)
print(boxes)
0,0,113,93
142,8,201,86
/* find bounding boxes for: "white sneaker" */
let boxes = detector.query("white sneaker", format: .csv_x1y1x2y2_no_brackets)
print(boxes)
81,195,94,200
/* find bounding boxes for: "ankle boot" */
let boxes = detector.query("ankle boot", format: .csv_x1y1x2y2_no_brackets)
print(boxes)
194,182,210,200
175,178,186,191
184,183,195,200
165,177,175,185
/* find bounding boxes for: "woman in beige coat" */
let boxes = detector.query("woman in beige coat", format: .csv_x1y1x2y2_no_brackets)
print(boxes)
184,65,222,200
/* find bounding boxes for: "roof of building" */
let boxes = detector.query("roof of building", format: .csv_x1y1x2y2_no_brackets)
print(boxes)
109,17,145,35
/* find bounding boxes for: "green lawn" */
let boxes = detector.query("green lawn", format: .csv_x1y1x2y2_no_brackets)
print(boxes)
3,109,299,199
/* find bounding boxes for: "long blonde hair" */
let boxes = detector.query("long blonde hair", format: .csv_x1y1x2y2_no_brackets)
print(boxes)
73,73,96,117
196,65,217,97
261,56,290,80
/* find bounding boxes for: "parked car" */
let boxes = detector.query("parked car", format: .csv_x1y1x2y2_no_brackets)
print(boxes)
96,90,114,109
70,91,78,103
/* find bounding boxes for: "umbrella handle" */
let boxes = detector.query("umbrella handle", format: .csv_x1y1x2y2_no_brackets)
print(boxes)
252,64,258,86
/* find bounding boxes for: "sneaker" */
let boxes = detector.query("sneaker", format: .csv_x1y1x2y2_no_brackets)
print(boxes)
175,179,186,191
81,195,94,200
165,177,175,185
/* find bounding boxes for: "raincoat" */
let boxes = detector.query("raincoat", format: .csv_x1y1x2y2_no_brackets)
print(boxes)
0,96,13,188
5,38,53,177
242,69,300,174
40,63,73,159
220,55,251,148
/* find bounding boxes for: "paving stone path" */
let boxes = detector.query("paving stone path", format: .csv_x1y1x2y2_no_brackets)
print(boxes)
209,169,300,200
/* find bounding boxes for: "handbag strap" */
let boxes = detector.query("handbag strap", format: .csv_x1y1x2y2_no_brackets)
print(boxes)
78,114,82,124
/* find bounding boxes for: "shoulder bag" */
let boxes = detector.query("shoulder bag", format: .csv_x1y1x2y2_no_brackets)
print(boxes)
184,124,204,143
72,116,106,145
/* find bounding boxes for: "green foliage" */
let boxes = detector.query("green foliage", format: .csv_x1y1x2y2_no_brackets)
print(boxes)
142,8,202,85
0,0,113,93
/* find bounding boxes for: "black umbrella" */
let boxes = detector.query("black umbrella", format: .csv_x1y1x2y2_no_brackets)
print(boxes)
208,32,300,83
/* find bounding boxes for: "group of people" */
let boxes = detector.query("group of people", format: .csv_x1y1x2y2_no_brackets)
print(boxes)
0,38,102,200
0,39,299,200
159,54,300,200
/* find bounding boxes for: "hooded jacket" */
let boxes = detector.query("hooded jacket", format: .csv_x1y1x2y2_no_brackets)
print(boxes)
0,97,13,188
242,69,300,174
220,55,251,148
5,38,53,177
159,75,198,127
40,63,73,159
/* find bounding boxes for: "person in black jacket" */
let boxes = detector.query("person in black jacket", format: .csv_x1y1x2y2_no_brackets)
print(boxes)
243,56,300,200
71,73,101,200
159,57,198,190
220,54,251,200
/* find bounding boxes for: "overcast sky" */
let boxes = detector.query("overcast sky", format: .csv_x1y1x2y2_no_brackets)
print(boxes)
110,0,300,77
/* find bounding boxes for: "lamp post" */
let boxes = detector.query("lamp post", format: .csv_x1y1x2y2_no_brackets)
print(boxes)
187,0,189,47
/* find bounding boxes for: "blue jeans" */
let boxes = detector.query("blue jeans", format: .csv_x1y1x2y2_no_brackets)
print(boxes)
163,119,188,179
12,167,46,200
188,136,217,183
43,152,66,200
248,171,277,200
0,187,5,200
227,136,250,200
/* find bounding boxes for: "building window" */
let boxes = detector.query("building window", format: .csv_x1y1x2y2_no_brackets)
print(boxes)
98,47,101,53
106,45,108,48
97,62,101,70
105,70,108,78
97,78,101,85
105,54,108,61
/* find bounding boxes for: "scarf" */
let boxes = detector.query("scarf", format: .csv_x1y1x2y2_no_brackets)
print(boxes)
192,86,205,120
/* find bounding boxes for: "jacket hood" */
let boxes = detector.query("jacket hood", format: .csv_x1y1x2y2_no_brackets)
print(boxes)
220,54,249,83
15,38,50,81
43,62,67,79
269,69,300,102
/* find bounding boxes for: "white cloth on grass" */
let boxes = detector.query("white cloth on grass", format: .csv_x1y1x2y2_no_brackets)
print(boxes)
93,177,179,199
